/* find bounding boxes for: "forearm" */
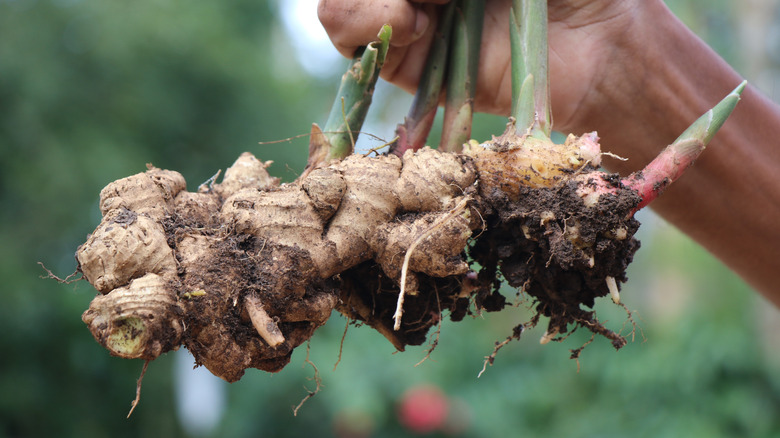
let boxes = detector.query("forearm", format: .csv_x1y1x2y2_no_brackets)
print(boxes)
572,1,780,304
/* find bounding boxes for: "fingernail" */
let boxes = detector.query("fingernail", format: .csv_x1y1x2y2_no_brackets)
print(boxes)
413,8,429,40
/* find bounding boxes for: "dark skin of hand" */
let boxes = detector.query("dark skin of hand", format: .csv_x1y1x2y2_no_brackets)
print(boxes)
319,0,780,306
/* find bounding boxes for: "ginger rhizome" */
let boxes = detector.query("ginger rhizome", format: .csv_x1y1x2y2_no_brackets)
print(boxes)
74,135,610,380
76,78,743,381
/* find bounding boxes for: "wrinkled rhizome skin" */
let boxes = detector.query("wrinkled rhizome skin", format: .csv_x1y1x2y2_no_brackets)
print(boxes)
78,129,640,382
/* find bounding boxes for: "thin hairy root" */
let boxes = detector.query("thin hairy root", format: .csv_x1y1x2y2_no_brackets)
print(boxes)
414,320,441,367
478,321,529,378
38,262,82,284
333,317,350,371
618,303,644,343
246,295,285,348
293,343,321,416
393,197,471,330
569,334,595,372
127,360,150,418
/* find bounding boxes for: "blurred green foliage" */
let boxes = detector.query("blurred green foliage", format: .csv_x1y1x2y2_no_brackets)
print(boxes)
1,0,778,437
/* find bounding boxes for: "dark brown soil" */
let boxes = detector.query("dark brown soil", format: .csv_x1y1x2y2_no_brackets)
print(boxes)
162,217,338,382
337,262,474,350
469,171,641,347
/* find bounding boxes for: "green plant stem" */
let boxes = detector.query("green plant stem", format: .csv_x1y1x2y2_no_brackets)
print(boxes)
510,0,550,138
440,0,484,153
623,80,747,212
322,25,391,160
392,2,457,156
672,80,747,146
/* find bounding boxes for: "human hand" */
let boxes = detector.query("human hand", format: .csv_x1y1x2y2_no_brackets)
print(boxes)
318,0,646,133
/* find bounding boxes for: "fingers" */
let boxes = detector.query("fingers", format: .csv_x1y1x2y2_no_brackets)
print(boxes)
318,0,513,116
318,0,433,58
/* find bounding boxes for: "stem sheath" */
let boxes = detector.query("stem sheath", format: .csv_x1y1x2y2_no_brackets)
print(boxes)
321,25,392,161
510,0,550,138
440,0,484,153
392,3,457,156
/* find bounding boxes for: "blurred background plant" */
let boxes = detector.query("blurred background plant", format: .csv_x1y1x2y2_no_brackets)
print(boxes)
1,0,779,437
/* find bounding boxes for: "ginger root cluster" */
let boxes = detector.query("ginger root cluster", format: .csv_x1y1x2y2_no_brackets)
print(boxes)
78,139,640,381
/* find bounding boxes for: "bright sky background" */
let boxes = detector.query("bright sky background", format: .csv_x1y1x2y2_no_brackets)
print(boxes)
279,0,343,77
278,0,414,152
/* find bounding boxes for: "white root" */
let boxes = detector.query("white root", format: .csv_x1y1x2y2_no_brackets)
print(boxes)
245,295,285,347
540,327,559,345
393,197,470,331
606,276,620,304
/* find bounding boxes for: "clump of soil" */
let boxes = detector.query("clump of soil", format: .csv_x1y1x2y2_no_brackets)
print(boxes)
470,173,641,348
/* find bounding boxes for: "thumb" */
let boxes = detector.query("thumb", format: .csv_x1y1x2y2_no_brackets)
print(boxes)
318,0,431,57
